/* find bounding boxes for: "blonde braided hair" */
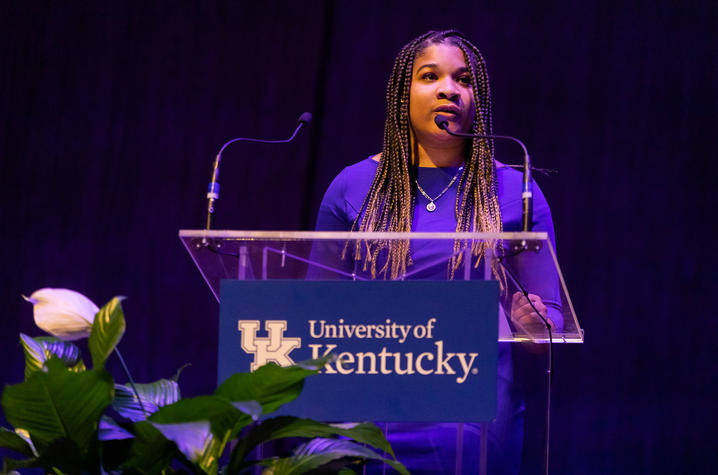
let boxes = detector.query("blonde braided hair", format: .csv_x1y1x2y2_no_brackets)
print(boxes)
350,30,504,282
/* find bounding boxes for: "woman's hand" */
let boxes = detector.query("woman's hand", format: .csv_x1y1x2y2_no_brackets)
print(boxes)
510,291,555,334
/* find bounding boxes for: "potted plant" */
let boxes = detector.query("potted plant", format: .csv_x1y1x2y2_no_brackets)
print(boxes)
0,289,408,474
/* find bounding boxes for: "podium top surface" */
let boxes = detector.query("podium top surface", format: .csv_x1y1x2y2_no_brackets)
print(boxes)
179,229,583,343
179,230,549,240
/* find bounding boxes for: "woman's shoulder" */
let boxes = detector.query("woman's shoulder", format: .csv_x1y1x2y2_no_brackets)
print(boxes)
494,160,554,232
326,156,378,192
316,155,378,230
495,160,522,183
339,155,379,178
321,156,378,204
495,160,547,198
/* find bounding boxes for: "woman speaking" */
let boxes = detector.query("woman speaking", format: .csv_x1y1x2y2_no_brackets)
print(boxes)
315,30,560,475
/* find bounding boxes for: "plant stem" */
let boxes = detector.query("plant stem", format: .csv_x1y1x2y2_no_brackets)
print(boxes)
114,347,148,417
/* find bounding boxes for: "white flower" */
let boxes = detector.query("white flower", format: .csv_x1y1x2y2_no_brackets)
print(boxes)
23,288,99,340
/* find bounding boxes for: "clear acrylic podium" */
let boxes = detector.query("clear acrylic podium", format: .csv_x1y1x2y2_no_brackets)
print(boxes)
180,230,583,473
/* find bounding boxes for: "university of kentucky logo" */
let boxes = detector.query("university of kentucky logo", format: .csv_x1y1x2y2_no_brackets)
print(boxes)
237,320,301,370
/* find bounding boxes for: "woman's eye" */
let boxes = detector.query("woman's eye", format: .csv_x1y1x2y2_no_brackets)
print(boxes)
421,72,438,80
457,75,472,86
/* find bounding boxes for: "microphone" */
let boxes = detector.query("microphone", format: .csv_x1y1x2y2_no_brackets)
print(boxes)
297,112,312,125
205,112,312,230
434,115,538,252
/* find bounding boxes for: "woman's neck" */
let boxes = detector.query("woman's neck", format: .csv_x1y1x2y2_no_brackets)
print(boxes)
410,130,465,168
414,141,465,168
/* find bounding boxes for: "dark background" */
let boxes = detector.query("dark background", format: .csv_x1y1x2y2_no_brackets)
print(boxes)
1,1,716,473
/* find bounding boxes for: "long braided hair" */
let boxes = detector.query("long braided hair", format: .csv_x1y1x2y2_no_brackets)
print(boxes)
351,30,503,281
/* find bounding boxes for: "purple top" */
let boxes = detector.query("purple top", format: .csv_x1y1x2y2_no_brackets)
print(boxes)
316,157,560,307
317,157,555,234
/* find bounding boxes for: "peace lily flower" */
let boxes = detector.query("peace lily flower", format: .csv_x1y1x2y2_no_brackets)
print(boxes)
22,288,99,340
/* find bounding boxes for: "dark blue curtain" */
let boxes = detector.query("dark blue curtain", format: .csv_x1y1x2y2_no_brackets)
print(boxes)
1,1,715,473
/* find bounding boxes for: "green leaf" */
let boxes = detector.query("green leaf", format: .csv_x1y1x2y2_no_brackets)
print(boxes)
112,384,159,422
112,379,180,422
292,354,335,371
1,358,114,456
88,296,126,369
147,395,251,473
68,359,87,373
19,333,46,380
264,438,409,475
172,363,191,382
38,338,82,367
231,400,263,421
149,420,212,466
325,422,394,457
0,427,35,457
2,437,85,473
20,335,85,380
130,378,181,407
215,361,319,414
228,417,394,472
149,396,246,438
124,397,245,475
123,421,186,474
98,415,134,441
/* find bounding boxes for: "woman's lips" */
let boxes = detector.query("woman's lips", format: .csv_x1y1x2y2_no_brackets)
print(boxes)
434,106,461,119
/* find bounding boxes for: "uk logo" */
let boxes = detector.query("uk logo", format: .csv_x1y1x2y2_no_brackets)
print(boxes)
237,320,302,371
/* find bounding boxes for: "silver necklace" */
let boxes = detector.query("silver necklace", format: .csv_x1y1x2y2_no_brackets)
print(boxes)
415,166,463,212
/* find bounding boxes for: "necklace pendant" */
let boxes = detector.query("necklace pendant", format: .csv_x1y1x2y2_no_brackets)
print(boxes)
426,201,436,212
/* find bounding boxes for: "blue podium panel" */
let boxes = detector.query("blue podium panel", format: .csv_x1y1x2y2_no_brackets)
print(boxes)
218,280,498,422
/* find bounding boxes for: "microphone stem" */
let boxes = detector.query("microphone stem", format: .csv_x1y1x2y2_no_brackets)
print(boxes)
205,154,221,231
203,117,310,232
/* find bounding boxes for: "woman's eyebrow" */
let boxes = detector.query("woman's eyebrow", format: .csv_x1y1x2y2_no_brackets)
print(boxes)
416,64,470,74
416,63,438,72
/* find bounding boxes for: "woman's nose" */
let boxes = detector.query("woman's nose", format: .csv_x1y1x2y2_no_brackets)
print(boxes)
437,79,460,100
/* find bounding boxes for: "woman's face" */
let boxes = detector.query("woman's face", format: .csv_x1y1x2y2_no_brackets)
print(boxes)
409,42,475,146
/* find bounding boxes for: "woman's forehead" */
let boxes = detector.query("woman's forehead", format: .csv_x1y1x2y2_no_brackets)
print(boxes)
413,43,468,71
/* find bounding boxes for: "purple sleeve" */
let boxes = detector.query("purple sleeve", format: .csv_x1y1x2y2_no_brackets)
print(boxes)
308,168,355,279
315,167,355,231
500,176,564,331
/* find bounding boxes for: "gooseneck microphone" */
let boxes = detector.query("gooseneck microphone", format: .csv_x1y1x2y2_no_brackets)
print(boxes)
434,115,533,233
205,112,312,230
